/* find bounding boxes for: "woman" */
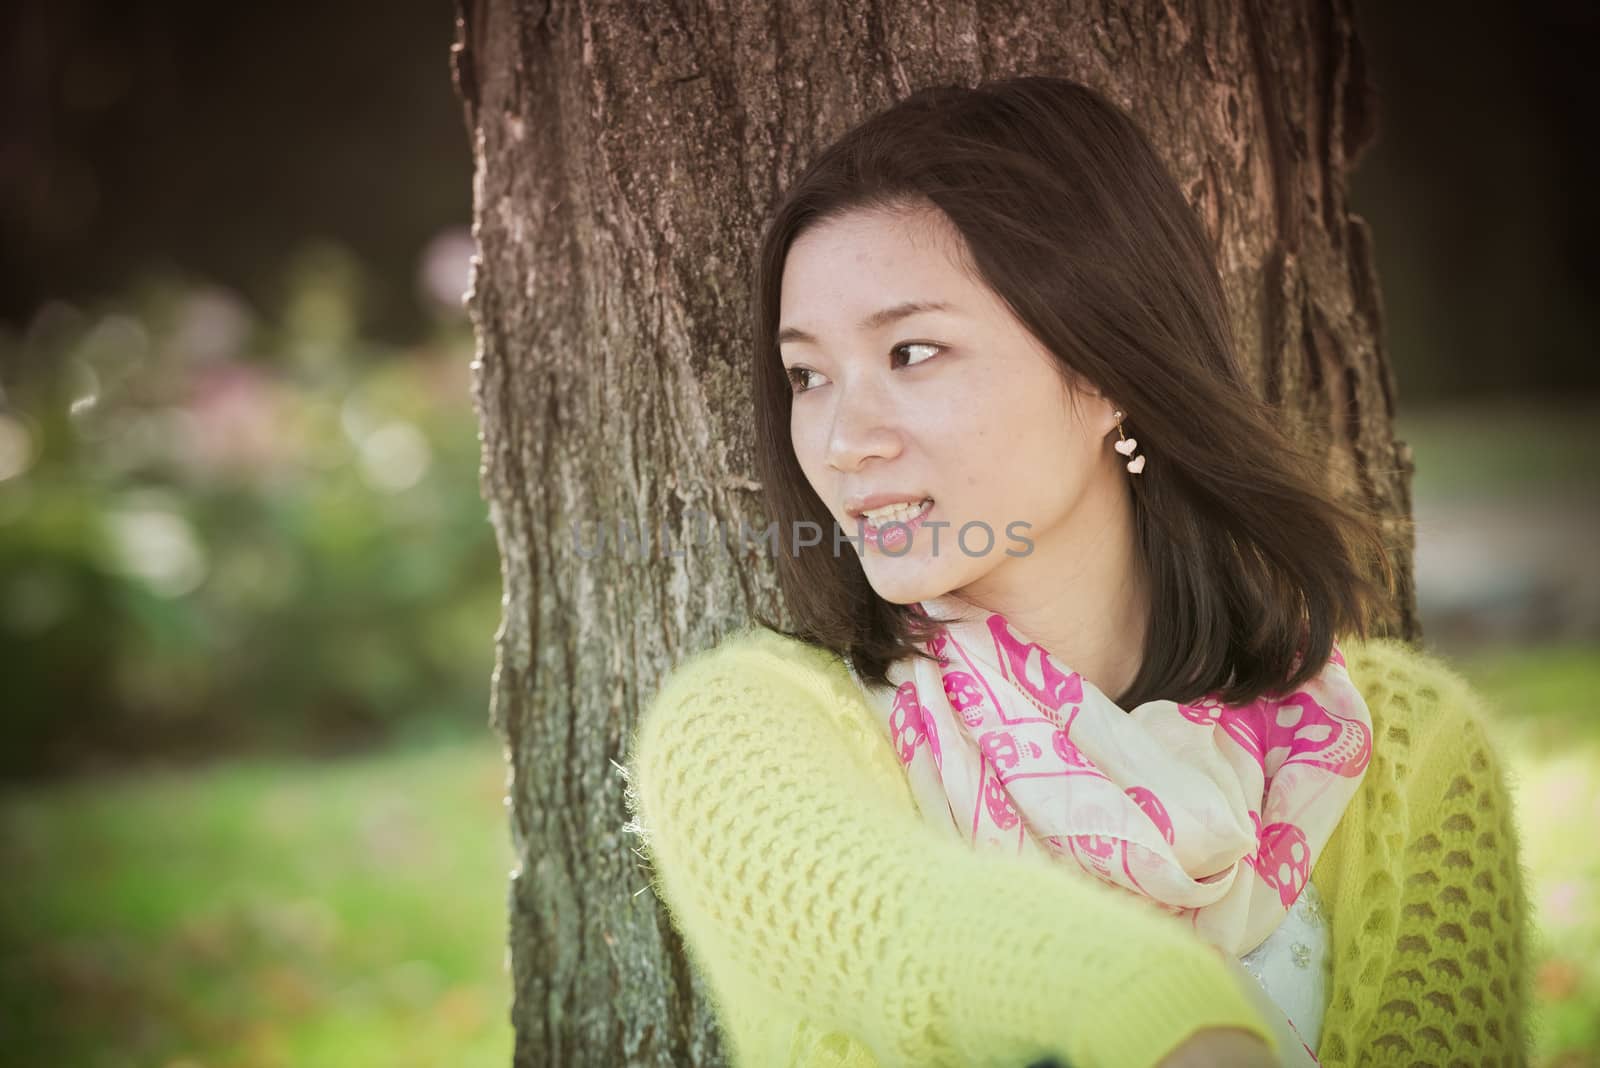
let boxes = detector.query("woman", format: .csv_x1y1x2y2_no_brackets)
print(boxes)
623,76,1530,1067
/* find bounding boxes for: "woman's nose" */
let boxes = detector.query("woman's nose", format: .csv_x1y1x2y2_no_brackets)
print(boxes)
824,380,902,473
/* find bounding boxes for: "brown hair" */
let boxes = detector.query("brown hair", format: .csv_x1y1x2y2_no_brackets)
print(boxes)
749,75,1398,708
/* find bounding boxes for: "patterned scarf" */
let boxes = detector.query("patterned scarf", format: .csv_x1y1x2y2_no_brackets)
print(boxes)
863,595,1372,957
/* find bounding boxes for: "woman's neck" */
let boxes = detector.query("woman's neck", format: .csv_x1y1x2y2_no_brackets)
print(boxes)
949,482,1149,703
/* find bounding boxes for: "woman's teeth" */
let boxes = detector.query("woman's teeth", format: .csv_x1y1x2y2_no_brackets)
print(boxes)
861,498,932,524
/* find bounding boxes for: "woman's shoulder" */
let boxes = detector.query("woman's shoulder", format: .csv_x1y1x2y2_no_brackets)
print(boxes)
1340,634,1497,739
651,625,852,702
624,625,908,841
645,624,903,774
1337,634,1508,805
635,626,875,756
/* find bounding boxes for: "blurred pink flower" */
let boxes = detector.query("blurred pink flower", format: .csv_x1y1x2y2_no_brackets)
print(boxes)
1541,878,1588,928
176,361,286,478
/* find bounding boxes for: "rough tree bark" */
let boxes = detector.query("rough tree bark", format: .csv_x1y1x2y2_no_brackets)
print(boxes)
450,1,1416,1064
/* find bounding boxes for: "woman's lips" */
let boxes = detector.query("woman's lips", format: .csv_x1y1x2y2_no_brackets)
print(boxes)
860,498,935,553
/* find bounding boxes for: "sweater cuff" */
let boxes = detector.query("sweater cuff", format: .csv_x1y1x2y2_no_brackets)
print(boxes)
939,916,1280,1068
1082,942,1280,1067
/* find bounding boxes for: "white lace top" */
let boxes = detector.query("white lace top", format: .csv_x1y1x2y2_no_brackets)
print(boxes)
1223,878,1332,1065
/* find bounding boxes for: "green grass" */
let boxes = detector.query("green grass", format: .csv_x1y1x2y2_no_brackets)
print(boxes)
0,736,515,1068
0,646,1595,1066
1459,643,1600,752
1454,643,1600,1065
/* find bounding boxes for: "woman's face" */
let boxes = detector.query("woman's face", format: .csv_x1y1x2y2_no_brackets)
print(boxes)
779,204,1124,606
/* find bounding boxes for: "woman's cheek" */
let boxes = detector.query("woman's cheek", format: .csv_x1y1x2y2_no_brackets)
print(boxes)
790,408,824,466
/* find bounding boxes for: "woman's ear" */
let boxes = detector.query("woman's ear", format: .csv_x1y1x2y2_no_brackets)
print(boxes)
1079,386,1120,440
1069,372,1104,402
1060,375,1121,440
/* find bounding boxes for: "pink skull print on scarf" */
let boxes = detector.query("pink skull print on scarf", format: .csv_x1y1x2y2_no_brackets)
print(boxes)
867,594,1373,958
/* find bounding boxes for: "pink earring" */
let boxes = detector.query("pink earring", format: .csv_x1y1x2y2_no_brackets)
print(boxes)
1112,409,1145,474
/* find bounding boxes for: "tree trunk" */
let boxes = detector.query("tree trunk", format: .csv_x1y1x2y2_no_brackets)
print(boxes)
450,2,1415,1063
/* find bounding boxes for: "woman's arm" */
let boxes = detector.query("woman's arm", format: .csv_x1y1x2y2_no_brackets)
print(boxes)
624,631,1277,1068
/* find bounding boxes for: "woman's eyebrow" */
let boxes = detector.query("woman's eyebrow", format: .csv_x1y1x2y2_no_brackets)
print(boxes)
777,300,955,346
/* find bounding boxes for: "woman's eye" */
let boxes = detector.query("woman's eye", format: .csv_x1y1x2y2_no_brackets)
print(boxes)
788,344,940,393
786,366,826,393
891,342,943,368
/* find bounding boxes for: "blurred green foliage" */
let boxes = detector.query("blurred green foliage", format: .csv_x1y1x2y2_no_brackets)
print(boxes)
0,246,500,780
0,735,515,1068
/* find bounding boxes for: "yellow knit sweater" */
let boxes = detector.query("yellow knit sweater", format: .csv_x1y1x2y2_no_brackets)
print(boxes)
623,627,1532,1067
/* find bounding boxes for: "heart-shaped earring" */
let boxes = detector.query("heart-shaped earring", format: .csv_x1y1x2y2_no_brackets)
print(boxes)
1111,408,1145,476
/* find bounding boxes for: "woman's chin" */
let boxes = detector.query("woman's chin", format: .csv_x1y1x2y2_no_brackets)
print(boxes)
860,556,960,606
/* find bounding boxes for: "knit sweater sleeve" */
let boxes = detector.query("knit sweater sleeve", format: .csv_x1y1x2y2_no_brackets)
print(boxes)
622,630,1276,1068
1364,667,1534,1064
